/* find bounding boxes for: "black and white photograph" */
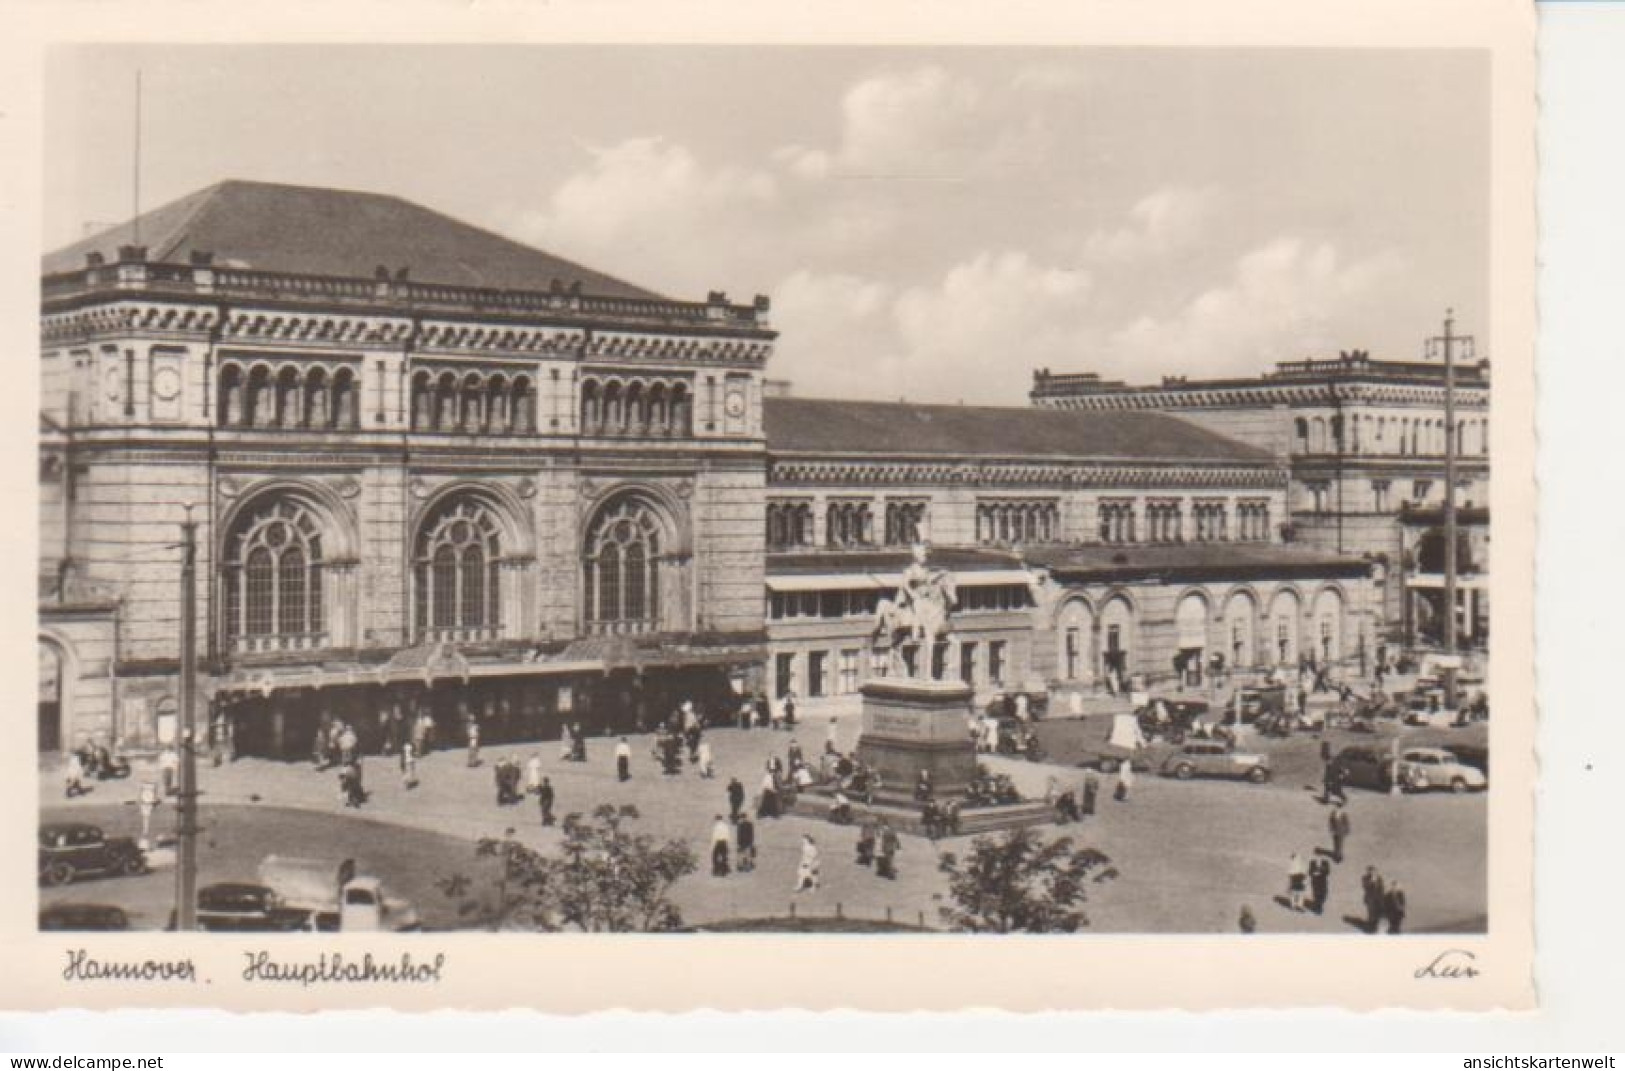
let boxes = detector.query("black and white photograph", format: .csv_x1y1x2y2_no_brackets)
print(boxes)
2,0,1549,1017
32,42,1500,941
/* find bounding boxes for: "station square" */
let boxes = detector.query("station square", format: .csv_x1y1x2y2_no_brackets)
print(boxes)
37,179,1489,934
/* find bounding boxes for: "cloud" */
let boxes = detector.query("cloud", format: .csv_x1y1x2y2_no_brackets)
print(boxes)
772,252,1095,404
1102,237,1404,377
509,137,779,293
1082,187,1218,263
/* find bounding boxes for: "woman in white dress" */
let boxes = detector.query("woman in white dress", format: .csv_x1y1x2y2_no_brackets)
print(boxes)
795,834,821,892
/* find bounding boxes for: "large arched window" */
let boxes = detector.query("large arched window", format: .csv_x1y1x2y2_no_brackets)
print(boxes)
584,496,667,634
222,497,326,653
414,496,504,641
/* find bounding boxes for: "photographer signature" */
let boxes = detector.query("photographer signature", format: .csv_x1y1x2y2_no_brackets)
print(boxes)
1414,949,1481,979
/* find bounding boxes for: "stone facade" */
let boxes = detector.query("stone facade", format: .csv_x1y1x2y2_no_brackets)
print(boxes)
1030,351,1491,641
39,233,773,754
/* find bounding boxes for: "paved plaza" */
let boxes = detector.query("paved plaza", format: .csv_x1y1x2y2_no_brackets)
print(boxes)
40,699,1486,934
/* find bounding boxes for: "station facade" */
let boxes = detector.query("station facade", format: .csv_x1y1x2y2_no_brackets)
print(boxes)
39,179,1383,751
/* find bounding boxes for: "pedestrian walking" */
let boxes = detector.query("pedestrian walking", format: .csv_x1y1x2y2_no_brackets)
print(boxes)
795,834,821,892
1361,865,1386,934
615,736,633,781
1082,771,1099,816
856,815,877,866
697,739,714,779
64,751,85,798
400,739,419,790
726,776,745,820
159,745,180,797
1323,761,1348,805
876,819,901,880
710,815,732,877
465,717,481,768
1287,852,1308,912
735,812,756,872
537,776,556,826
338,723,358,766
558,722,574,761
1329,804,1351,863
1384,880,1407,934
525,752,543,796
343,758,366,808
1308,856,1332,915
758,769,781,819
784,691,798,730
1114,760,1134,802
770,696,787,732
826,716,839,752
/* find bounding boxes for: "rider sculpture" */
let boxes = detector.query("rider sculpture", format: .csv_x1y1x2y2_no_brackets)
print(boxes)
873,542,957,680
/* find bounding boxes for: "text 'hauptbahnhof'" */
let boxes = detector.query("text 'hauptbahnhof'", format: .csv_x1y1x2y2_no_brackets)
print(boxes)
38,181,1488,758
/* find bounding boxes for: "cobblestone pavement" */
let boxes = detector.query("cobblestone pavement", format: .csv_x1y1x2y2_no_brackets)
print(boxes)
39,703,1486,933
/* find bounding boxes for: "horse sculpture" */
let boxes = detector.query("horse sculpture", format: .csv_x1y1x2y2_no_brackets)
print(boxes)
872,554,957,680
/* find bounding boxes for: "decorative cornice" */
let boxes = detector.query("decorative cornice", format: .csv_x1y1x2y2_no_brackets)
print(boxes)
768,458,1286,490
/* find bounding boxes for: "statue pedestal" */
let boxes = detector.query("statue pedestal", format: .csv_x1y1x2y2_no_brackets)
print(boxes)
856,677,978,797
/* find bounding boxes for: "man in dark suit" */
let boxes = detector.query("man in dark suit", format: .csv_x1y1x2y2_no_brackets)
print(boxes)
1308,856,1332,915
1329,804,1351,863
537,777,555,827
1384,881,1408,934
1361,866,1386,934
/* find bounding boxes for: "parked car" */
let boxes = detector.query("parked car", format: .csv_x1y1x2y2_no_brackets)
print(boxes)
1159,741,1271,783
194,882,314,932
38,822,147,887
1397,747,1487,793
39,903,131,931
1329,746,1398,792
1137,698,1210,743
1231,684,1287,724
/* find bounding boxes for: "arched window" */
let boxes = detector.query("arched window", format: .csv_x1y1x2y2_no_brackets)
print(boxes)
304,368,329,429
581,379,601,434
671,383,692,436
411,372,434,430
626,382,647,435
1293,418,1309,453
648,383,669,436
603,381,624,435
222,496,326,652
218,364,244,427
584,496,666,633
460,375,484,431
511,376,535,433
413,496,504,641
248,366,274,428
275,367,302,428
487,375,510,433
332,368,358,430
436,373,458,430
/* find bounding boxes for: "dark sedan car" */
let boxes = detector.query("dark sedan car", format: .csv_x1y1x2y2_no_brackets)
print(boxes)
194,882,314,932
38,822,147,887
39,903,131,931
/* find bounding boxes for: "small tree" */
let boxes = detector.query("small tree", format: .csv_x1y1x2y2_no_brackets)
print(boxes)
937,827,1114,933
440,804,697,932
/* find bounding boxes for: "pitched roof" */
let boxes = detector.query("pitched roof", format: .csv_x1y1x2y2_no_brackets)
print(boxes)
42,179,664,300
764,397,1275,464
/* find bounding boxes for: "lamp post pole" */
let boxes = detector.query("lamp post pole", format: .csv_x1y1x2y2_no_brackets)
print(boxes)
174,504,199,931
1426,311,1471,710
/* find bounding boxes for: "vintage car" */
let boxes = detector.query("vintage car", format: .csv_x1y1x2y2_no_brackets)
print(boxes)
39,903,131,931
1397,747,1488,793
38,822,147,887
1231,684,1287,724
194,882,315,932
1136,698,1211,743
1159,741,1271,783
1329,745,1398,791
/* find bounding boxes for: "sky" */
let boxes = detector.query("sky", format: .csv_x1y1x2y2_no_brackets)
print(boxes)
44,46,1488,405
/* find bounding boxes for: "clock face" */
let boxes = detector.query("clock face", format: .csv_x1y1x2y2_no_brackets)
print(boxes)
724,390,746,418
152,367,182,401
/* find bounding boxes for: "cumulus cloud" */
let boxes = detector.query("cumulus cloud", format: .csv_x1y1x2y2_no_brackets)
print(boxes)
1082,187,1218,263
509,137,779,293
1103,237,1404,377
771,252,1095,404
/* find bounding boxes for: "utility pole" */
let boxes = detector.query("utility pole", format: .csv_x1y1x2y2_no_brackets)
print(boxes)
174,504,199,931
1425,311,1472,709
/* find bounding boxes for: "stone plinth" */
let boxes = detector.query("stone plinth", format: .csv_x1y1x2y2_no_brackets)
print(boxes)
856,676,978,797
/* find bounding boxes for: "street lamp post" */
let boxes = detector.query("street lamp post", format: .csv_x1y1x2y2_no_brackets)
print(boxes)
174,505,199,931
1426,311,1472,711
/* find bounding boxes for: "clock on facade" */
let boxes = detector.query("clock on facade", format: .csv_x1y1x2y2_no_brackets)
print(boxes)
724,390,746,418
152,367,182,401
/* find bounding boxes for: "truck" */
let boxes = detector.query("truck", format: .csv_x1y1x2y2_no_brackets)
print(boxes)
193,855,421,933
